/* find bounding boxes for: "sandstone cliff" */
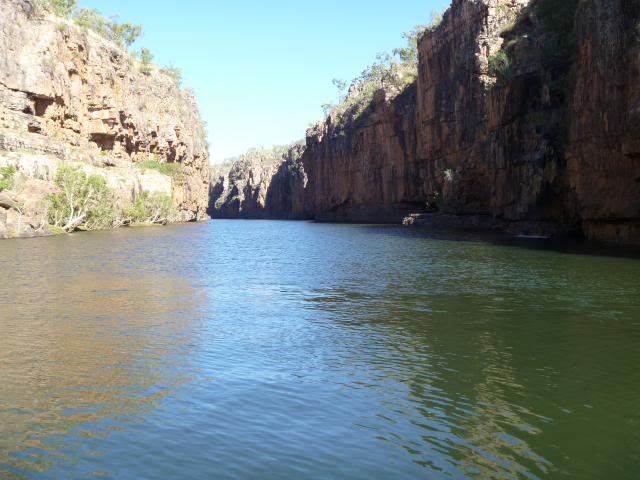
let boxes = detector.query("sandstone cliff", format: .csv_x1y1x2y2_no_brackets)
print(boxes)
214,0,639,246
0,0,209,238
412,0,640,244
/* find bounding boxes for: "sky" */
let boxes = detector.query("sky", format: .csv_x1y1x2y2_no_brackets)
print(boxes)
79,0,450,162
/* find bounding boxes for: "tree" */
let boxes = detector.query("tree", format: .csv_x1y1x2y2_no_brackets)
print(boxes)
138,47,154,65
73,9,142,49
74,8,112,39
45,0,77,17
47,165,114,232
112,21,143,48
332,79,348,93
136,47,154,74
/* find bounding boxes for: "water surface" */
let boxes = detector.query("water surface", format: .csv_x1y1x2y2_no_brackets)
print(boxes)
0,221,639,479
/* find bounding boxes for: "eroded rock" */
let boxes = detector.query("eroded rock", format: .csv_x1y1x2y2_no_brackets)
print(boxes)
0,0,210,238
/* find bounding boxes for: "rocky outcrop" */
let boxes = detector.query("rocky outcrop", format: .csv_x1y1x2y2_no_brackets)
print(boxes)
0,0,209,238
301,0,573,229
209,146,308,219
412,0,640,244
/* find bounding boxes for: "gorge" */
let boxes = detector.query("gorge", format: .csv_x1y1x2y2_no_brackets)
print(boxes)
210,0,640,247
1,1,640,479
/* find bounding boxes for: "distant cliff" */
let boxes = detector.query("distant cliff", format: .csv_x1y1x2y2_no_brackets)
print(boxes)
209,145,307,220
0,0,209,238
211,0,640,246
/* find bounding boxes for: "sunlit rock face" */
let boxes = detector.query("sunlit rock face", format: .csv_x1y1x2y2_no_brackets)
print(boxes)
0,0,209,237
301,85,421,224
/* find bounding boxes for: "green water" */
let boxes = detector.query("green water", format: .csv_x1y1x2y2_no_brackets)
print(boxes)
0,220,638,479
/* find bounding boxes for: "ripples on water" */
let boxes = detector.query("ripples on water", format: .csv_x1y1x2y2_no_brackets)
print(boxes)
0,221,639,479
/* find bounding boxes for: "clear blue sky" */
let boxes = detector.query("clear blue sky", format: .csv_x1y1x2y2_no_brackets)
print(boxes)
79,0,450,162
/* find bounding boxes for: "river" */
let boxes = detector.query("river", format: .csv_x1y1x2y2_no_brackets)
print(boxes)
0,220,639,479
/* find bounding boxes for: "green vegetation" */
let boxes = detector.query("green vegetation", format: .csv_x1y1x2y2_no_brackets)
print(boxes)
47,165,115,232
488,50,512,83
123,192,173,224
47,165,176,233
73,8,142,48
40,1,191,93
40,0,76,17
224,141,305,168
137,158,183,178
40,1,142,48
496,1,519,33
321,10,444,125
0,165,16,191
159,66,183,87
135,47,154,74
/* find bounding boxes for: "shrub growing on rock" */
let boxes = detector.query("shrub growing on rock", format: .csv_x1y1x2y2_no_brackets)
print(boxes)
136,47,154,74
488,50,513,83
0,166,16,191
47,165,115,232
159,66,183,87
123,192,173,224
73,8,142,48
40,0,77,17
137,159,183,178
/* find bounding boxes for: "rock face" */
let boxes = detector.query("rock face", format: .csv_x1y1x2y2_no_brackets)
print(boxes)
209,146,308,220
302,0,577,230
411,0,640,244
0,0,209,238
567,0,640,245
303,86,421,223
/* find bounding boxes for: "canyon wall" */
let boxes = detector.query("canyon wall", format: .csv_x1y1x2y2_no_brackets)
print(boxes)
302,85,421,223
211,0,640,246
209,145,307,220
0,0,209,238
567,0,640,245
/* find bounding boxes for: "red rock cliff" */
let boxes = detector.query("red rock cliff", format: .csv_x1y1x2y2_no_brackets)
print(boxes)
299,0,640,245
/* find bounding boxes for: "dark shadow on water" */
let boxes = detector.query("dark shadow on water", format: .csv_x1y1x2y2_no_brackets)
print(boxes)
210,218,640,260
352,224,640,261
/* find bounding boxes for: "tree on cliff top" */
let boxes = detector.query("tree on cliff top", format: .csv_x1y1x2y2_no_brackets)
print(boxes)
41,0,76,17
321,9,444,126
73,9,142,48
40,2,143,49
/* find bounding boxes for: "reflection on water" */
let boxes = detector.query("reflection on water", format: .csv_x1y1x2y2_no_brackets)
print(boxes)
0,231,207,479
0,221,639,479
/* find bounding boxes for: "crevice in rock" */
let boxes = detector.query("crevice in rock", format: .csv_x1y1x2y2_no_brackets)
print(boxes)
32,96,54,117
90,133,116,151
